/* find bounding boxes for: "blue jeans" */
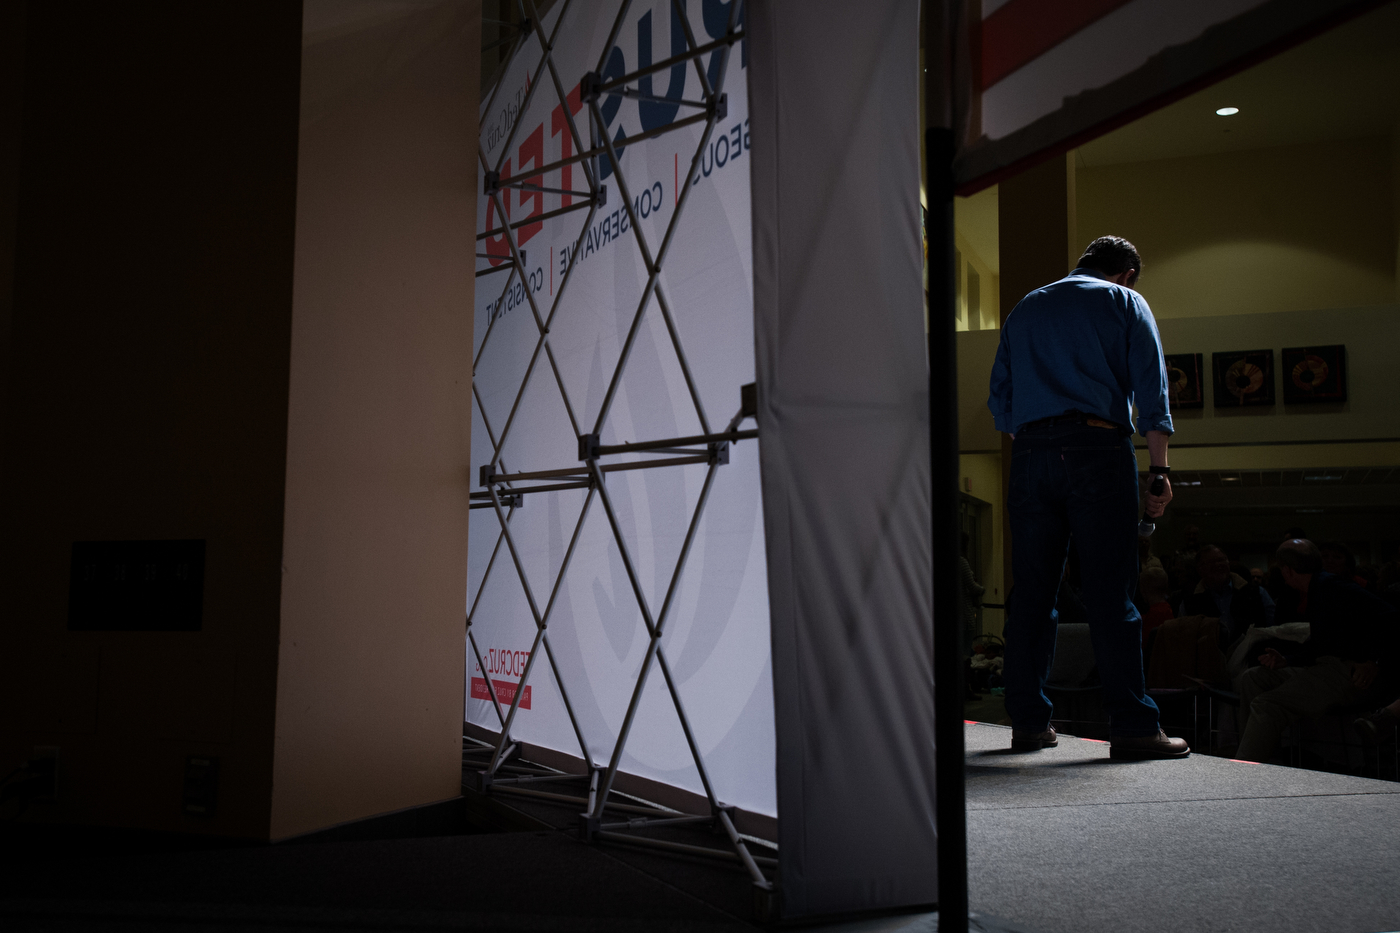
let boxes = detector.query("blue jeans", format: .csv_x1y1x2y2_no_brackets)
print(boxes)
1004,423,1160,737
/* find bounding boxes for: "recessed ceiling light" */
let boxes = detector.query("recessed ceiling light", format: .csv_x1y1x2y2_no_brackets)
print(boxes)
1216,107,1239,116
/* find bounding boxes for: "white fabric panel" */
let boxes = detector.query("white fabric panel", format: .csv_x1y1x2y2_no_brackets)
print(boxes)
981,0,1263,140
748,0,937,918
468,0,775,816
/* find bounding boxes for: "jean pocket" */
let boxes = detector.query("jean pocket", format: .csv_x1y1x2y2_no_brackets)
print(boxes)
1065,446,1134,504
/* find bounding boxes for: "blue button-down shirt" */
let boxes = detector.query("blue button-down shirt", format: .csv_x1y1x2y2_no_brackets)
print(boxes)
988,268,1173,438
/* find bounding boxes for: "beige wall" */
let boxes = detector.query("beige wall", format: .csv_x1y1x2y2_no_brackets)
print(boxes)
1079,137,1397,320
958,329,1003,453
269,1,480,841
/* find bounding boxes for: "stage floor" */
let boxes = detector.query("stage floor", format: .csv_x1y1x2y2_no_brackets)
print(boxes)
964,721,1400,933
2,724,1397,932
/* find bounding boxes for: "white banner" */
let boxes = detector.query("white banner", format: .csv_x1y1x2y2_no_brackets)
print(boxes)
469,0,775,817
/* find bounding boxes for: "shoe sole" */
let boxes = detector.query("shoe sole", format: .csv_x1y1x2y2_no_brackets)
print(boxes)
1109,746,1190,760
1010,738,1058,751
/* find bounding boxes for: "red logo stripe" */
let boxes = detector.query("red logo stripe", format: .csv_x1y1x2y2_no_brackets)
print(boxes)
981,0,1136,90
471,677,532,710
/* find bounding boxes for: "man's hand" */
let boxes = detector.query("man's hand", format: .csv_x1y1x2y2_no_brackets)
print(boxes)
1145,474,1173,518
1144,430,1172,518
1258,648,1288,670
1352,661,1379,691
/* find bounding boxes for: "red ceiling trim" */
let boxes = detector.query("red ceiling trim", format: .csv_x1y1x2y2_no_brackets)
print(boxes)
955,0,1391,196
981,0,1137,90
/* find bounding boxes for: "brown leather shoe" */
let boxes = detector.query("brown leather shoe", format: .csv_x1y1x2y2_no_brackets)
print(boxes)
1110,729,1189,760
1010,725,1058,751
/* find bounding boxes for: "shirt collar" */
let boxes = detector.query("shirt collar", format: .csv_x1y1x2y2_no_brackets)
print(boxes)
1070,267,1110,281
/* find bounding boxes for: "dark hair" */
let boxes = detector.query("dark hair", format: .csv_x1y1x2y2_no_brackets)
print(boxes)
1195,545,1227,566
1276,539,1323,575
1076,236,1142,284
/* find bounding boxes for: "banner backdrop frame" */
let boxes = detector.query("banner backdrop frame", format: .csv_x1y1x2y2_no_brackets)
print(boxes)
466,0,776,891
467,0,942,919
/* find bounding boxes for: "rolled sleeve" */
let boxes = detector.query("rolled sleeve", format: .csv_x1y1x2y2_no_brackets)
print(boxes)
988,330,1014,434
1128,295,1173,437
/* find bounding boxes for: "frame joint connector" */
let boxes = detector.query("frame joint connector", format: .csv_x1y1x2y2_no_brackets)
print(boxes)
578,433,600,461
740,382,757,419
708,92,728,121
479,464,496,488
483,170,501,196
578,812,601,841
580,71,602,104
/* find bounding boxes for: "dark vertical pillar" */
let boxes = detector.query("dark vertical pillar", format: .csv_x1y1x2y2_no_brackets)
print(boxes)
924,5,968,923
0,0,24,443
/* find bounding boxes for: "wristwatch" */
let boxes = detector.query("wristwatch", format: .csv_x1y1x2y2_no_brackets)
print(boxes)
1148,465,1171,475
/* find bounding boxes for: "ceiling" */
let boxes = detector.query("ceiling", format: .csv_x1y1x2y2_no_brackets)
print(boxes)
1077,0,1400,168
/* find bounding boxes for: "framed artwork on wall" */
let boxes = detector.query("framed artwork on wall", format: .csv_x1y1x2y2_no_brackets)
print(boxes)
1281,345,1346,403
1163,353,1204,409
1212,349,1275,407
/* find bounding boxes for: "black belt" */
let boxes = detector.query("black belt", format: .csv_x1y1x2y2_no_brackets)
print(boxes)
1020,411,1125,433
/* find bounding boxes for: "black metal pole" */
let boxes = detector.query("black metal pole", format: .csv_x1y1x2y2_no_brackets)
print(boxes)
925,122,969,930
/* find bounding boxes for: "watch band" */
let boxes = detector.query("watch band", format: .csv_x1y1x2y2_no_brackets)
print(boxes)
1148,465,1171,475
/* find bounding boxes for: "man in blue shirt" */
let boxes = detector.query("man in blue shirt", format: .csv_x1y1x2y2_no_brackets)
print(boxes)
988,236,1186,760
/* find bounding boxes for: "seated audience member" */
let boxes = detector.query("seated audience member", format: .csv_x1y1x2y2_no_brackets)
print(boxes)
1320,541,1368,588
1234,539,1400,763
1179,545,1274,647
1264,528,1309,604
1138,535,1163,574
1139,566,1173,638
1174,525,1201,568
1249,567,1268,588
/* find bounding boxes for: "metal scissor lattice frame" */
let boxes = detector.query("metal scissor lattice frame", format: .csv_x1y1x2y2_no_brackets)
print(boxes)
467,0,770,888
